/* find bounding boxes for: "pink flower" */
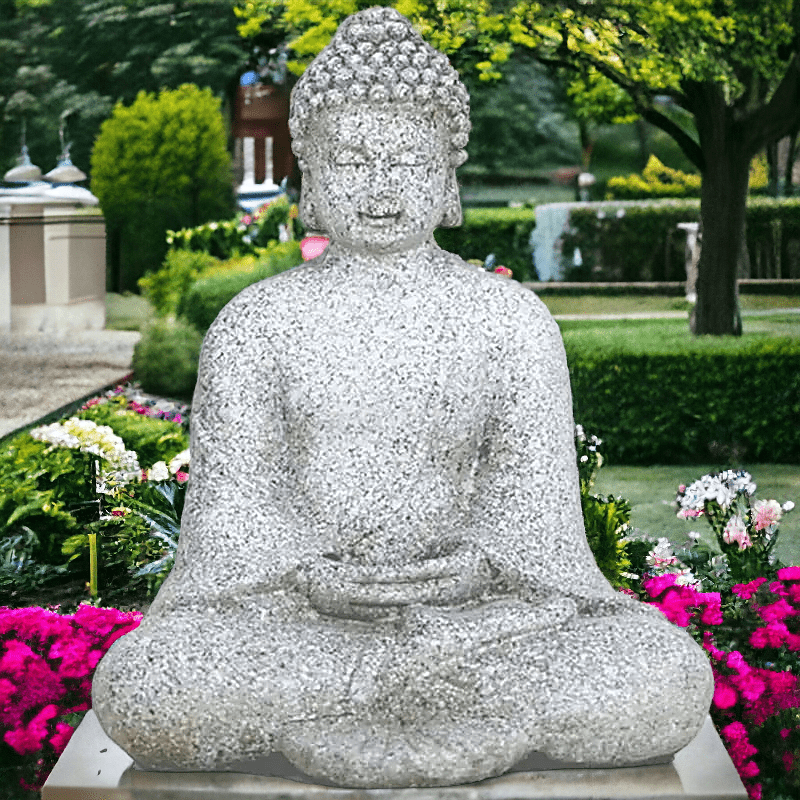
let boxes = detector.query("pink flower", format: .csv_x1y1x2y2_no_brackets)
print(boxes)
678,507,703,518
714,681,739,709
778,566,800,581
241,214,253,225
175,470,189,483
750,621,789,649
723,516,751,550
49,722,74,755
4,704,59,755
733,578,767,599
756,599,795,624
173,413,182,425
493,266,513,278
753,499,781,531
300,236,329,261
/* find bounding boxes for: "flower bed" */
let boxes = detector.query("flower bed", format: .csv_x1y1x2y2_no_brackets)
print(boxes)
0,605,141,792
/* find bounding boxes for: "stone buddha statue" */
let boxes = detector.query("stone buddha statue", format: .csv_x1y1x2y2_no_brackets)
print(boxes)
92,7,713,788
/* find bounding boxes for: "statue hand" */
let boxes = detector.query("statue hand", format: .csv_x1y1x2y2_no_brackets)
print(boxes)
300,545,492,620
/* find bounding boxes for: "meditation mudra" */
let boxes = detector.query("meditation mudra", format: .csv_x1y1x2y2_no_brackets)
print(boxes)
93,7,712,788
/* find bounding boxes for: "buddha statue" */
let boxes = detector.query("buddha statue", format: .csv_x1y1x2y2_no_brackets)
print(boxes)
92,7,713,789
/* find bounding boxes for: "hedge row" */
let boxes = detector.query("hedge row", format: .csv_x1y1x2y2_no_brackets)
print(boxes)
435,206,535,281
562,197,800,283
566,338,800,465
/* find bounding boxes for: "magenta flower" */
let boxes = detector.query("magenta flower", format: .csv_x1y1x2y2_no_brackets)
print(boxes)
733,578,768,599
778,566,800,581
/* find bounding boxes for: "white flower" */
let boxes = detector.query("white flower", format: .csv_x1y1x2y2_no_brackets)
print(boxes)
646,537,678,570
147,461,170,482
687,530,701,541
674,569,700,587
580,454,589,463
575,424,585,442
169,449,190,474
783,501,795,513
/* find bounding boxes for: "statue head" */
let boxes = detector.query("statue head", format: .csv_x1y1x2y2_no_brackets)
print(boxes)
289,7,470,250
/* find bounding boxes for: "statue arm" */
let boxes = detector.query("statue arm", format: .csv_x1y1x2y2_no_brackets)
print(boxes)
151,293,313,610
471,294,616,608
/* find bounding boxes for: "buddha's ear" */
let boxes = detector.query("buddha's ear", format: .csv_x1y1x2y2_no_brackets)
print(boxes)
299,170,328,235
438,169,462,228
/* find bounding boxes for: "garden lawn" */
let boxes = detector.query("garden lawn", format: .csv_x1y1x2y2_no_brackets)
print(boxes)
539,294,800,317
558,313,800,353
595,463,800,565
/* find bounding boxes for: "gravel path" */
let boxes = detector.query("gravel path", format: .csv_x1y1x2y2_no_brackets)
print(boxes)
0,330,140,440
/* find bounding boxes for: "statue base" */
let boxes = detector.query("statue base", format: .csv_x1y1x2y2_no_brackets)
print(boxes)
42,711,746,800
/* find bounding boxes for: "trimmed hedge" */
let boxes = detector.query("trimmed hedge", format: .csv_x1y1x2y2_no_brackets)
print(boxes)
562,197,800,282
566,337,800,465
435,206,535,281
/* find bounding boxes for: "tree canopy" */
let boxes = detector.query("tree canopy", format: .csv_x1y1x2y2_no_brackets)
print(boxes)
236,0,800,334
0,0,249,176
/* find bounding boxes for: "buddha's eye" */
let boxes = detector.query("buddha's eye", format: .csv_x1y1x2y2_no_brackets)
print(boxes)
390,151,427,167
333,147,369,166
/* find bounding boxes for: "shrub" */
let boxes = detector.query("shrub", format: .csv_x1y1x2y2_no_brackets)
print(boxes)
91,84,234,292
77,396,188,468
606,155,702,200
626,470,800,800
434,207,536,282
178,240,302,333
131,319,203,400
566,337,800,465
166,197,302,260
139,250,221,317
575,425,633,589
0,606,142,792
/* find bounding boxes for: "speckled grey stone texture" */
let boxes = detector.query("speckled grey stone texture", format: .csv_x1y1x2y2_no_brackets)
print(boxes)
92,7,713,789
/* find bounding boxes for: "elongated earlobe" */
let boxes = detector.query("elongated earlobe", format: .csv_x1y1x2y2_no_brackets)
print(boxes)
439,171,462,228
299,175,327,234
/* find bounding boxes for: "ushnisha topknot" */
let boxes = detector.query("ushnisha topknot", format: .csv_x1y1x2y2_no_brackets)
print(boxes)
289,6,470,169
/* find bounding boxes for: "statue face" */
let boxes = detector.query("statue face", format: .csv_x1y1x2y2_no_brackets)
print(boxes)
310,104,449,253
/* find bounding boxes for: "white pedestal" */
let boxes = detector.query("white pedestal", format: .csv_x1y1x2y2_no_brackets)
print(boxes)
42,712,746,800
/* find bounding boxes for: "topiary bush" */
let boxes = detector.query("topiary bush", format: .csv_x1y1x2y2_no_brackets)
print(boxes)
560,196,800,282
567,337,800,465
131,319,203,400
606,155,702,200
91,84,234,293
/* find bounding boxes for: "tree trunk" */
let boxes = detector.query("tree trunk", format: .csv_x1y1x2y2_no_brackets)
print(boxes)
691,92,750,336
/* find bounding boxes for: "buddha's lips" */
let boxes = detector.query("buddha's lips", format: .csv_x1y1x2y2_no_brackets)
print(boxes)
359,211,401,223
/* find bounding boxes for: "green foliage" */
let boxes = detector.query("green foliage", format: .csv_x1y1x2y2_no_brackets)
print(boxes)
178,240,302,333
131,319,204,401
561,200,699,282
575,426,633,589
435,207,536,281
1,0,246,180
566,337,800,465
466,58,581,176
61,481,185,599
0,435,88,566
561,197,800,282
139,250,221,317
77,398,189,468
166,197,302,260
90,84,235,292
606,156,702,200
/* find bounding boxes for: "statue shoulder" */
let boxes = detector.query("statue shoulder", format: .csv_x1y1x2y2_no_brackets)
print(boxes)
201,265,311,355
437,251,560,345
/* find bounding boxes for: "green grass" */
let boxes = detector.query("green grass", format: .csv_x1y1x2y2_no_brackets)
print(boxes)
595,463,800,567
539,294,800,317
557,314,800,354
105,292,155,331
